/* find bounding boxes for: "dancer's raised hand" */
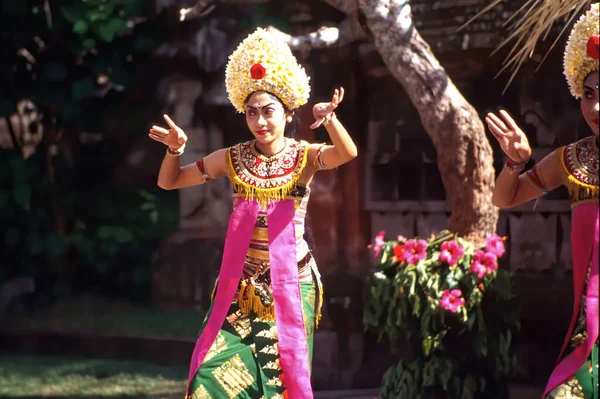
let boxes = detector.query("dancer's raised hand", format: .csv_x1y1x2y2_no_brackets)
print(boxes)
310,87,344,129
485,110,531,164
149,114,187,149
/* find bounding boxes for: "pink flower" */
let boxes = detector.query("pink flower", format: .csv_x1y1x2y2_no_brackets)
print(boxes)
485,234,506,258
440,289,465,313
372,231,385,258
470,257,487,279
438,240,464,266
397,235,407,243
470,250,498,278
403,239,428,264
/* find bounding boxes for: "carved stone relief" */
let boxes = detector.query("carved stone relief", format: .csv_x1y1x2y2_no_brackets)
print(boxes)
509,214,557,273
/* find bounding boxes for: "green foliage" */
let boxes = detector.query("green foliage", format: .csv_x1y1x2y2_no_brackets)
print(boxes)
0,0,165,126
0,1,172,302
365,231,520,399
0,148,178,302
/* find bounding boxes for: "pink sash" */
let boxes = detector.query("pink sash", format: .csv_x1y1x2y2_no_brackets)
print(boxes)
268,200,313,398
544,202,599,397
186,198,313,399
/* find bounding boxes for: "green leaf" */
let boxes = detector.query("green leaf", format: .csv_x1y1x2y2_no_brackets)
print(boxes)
477,306,486,332
422,336,433,356
71,80,94,101
96,17,127,42
141,202,155,211
61,102,79,123
96,225,133,243
60,4,88,24
113,227,133,243
422,358,436,386
46,233,65,257
409,271,416,296
12,185,31,208
475,334,488,358
73,19,89,34
70,234,93,256
149,210,158,224
88,4,115,22
133,35,160,52
83,38,96,50
138,190,157,201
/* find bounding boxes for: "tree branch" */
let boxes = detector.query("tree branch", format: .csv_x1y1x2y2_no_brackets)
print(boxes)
358,0,497,243
179,0,270,21
266,18,366,51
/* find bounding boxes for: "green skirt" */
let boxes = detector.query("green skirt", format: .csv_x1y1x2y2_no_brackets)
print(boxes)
548,343,599,399
186,278,318,399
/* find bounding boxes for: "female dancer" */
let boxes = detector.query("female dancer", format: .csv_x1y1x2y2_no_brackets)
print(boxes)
486,4,598,398
149,28,357,399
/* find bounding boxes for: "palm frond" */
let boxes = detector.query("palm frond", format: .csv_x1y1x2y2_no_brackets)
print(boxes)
461,0,593,91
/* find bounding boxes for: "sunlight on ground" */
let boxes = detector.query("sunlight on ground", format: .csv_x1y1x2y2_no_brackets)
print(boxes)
0,355,187,397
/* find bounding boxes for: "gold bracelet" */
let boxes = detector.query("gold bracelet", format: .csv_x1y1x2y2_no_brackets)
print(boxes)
322,112,336,126
166,143,185,156
503,160,525,174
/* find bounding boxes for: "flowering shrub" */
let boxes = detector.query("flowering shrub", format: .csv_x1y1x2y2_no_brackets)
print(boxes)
365,230,519,399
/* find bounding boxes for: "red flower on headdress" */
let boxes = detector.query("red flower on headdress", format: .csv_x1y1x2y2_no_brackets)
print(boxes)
587,36,600,60
250,63,266,79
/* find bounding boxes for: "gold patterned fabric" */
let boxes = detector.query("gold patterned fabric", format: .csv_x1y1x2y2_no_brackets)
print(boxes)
186,278,319,399
226,139,321,321
548,261,599,399
560,136,599,207
187,137,323,398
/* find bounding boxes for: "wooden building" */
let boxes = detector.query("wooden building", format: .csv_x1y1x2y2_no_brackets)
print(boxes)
149,0,584,390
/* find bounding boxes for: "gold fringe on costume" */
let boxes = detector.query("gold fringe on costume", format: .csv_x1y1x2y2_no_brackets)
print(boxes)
559,145,600,201
226,145,308,207
237,280,276,321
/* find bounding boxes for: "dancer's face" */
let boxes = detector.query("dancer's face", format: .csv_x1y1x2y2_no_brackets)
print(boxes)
245,91,292,146
581,72,599,136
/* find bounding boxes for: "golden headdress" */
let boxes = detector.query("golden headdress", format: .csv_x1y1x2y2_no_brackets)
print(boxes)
225,28,311,113
564,3,599,98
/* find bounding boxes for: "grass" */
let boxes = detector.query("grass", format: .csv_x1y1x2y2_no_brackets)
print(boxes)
0,355,187,398
3,295,203,339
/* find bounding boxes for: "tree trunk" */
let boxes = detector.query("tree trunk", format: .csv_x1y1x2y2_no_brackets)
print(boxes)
359,0,498,245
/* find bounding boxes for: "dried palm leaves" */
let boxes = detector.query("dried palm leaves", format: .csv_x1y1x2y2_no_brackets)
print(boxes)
462,0,593,89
